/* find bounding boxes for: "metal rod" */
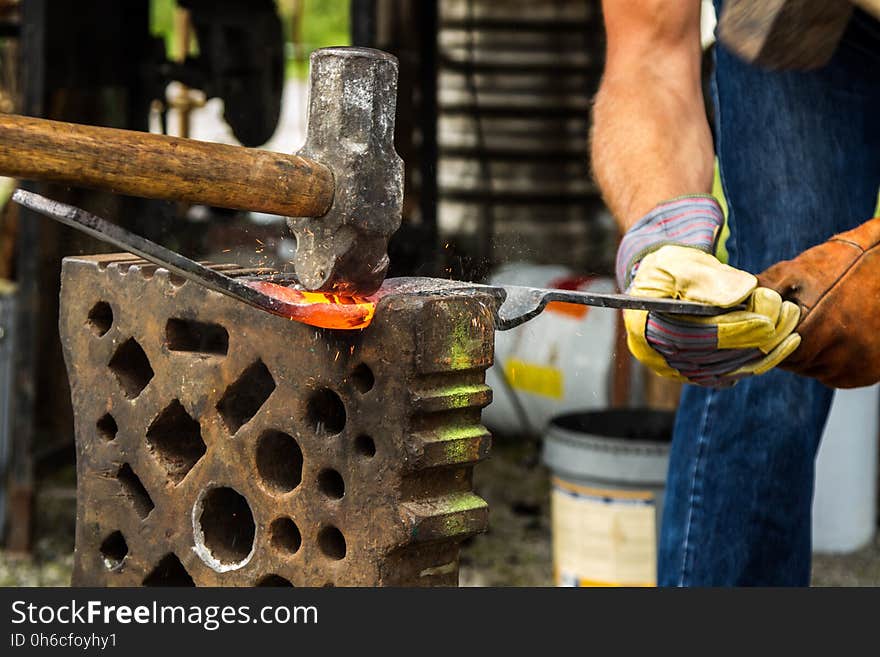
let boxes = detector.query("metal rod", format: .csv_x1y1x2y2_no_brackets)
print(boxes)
11,190,302,318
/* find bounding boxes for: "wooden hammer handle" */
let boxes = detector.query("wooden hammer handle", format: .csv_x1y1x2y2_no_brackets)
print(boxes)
0,114,334,217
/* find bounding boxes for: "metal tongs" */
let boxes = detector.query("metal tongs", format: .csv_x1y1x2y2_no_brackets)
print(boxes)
13,190,734,330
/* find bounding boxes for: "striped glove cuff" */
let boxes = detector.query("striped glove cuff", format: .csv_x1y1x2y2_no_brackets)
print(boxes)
615,195,724,291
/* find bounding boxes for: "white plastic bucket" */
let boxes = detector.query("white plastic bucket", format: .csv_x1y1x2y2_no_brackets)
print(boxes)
812,385,879,553
543,410,674,587
483,263,617,436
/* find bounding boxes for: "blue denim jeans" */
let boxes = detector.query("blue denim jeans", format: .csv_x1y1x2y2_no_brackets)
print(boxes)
659,4,880,586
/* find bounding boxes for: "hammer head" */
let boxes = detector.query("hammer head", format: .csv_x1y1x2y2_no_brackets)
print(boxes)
288,47,404,295
718,0,854,70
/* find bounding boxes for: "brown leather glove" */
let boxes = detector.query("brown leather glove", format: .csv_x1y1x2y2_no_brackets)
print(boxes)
758,216,880,388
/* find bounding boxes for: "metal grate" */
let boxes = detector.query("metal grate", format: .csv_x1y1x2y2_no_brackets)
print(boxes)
437,0,613,273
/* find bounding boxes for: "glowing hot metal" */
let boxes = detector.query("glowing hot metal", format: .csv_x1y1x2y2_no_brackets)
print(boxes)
244,281,379,330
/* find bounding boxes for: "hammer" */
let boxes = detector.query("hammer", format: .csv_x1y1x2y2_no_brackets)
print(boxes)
718,0,880,70
0,47,403,295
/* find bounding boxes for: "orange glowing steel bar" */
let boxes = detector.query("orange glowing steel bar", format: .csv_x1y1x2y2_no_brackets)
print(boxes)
245,281,380,330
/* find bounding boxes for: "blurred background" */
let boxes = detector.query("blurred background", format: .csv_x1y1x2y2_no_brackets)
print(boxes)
0,0,877,586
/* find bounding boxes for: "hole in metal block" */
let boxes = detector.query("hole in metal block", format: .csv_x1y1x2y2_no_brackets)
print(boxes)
116,463,154,519
216,360,276,434
194,487,256,569
256,431,302,493
100,530,128,570
257,575,293,586
165,318,229,356
169,273,186,286
317,469,345,500
135,264,157,279
146,400,206,484
142,553,195,586
109,338,154,399
306,388,346,435
355,434,375,458
351,363,374,393
317,526,346,560
88,301,113,336
97,413,118,441
270,518,302,555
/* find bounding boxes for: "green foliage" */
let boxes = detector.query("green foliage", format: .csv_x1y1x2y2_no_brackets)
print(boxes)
282,0,351,78
150,0,350,78
300,0,350,49
150,0,178,59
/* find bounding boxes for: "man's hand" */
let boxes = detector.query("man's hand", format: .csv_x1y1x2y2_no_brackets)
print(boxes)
626,246,801,386
617,197,800,387
759,216,880,388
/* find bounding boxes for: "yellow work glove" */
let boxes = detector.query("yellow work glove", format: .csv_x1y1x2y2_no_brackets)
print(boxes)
615,196,800,387
623,245,801,386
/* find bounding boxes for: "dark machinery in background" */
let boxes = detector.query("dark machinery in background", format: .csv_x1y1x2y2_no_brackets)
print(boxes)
160,0,285,147
1,0,609,552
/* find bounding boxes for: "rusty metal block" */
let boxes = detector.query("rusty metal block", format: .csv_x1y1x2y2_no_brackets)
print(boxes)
60,254,494,586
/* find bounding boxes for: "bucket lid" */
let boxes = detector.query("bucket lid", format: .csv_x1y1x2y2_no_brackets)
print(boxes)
543,409,674,486
551,409,674,444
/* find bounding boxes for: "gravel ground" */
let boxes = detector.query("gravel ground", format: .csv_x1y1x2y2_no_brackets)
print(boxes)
0,482,75,587
459,437,553,587
1,439,877,587
812,536,880,586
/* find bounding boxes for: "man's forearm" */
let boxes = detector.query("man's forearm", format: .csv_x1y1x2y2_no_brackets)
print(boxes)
591,0,714,229
591,70,715,229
